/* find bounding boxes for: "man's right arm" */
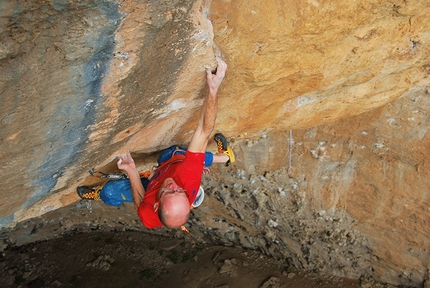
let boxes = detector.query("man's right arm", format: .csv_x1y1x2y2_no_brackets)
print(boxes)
188,57,227,153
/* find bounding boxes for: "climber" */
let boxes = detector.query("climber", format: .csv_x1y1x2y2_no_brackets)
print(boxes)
78,57,235,229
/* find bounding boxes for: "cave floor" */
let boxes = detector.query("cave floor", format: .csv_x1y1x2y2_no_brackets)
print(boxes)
0,230,360,288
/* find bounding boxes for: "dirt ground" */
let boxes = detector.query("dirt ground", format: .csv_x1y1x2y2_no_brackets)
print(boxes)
0,230,363,288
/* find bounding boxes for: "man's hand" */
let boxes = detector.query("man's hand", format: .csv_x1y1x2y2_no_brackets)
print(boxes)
206,57,227,95
117,151,136,173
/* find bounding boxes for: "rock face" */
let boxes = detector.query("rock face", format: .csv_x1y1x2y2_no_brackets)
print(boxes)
0,0,429,287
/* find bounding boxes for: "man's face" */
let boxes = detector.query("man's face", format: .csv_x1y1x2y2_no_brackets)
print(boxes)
155,177,190,228
154,178,189,213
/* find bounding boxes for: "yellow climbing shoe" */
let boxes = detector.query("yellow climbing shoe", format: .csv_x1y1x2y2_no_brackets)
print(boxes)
214,133,236,166
77,186,101,200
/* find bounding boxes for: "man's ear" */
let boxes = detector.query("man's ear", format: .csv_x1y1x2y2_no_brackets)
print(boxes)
153,202,159,212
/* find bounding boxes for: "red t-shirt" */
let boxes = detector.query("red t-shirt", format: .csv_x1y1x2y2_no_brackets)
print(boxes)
138,150,205,228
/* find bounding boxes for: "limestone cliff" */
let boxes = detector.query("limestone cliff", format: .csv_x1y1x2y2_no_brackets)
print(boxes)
0,0,429,286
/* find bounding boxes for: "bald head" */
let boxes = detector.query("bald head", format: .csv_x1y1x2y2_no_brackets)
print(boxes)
159,193,190,228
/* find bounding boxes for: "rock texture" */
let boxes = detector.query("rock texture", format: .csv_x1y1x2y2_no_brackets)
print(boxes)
0,0,429,287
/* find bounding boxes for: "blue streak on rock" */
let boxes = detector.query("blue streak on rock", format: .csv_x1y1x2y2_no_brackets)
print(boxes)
25,1,122,208
0,213,14,227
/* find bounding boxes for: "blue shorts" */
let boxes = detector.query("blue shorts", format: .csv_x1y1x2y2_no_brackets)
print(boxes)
100,178,149,206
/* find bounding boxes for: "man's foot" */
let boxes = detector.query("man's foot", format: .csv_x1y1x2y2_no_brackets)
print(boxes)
77,186,101,200
214,133,236,166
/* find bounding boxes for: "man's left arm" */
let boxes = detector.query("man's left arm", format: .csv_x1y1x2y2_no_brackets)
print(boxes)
117,151,145,211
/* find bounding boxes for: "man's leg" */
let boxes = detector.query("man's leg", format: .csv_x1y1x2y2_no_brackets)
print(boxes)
77,178,149,206
212,153,229,164
155,133,234,168
157,146,223,167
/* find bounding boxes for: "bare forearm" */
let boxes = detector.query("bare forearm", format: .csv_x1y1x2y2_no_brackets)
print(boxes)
188,91,217,152
200,91,218,136
117,151,145,211
127,168,145,211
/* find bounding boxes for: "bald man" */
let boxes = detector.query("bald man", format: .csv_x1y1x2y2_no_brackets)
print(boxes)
116,57,229,229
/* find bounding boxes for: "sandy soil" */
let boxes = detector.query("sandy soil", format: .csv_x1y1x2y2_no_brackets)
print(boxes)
0,230,363,288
